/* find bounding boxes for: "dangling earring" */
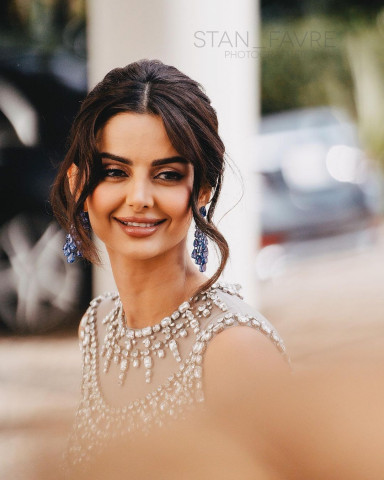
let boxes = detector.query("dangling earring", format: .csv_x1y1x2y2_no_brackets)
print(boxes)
63,211,91,263
191,206,208,272
79,210,91,232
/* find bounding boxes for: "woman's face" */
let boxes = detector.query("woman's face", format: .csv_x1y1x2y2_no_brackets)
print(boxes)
85,112,199,263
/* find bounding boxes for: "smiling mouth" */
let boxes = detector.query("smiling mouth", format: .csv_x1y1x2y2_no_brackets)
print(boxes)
116,219,166,228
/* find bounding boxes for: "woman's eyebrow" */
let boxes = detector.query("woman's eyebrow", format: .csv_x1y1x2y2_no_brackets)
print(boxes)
99,152,188,166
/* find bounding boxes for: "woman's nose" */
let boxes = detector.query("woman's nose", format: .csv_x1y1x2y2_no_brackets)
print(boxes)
126,177,154,210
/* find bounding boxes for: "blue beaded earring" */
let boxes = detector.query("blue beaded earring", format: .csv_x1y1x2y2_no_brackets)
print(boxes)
63,211,91,263
79,210,91,231
191,206,209,272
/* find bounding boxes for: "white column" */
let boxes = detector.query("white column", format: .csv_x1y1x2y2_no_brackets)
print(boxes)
87,0,261,305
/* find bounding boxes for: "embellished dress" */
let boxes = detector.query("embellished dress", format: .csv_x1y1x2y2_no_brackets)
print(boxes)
66,282,287,469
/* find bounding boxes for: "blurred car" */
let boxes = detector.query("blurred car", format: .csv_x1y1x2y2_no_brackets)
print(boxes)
254,107,382,280
0,34,91,333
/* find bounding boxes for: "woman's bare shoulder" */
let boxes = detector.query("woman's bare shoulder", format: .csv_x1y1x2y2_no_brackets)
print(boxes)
202,323,289,411
205,284,287,359
200,284,289,404
204,324,287,373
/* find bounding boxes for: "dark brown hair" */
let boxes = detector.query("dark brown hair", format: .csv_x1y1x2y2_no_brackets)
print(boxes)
50,58,229,295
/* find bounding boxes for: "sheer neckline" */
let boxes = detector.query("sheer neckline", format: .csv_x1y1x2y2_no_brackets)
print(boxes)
92,284,225,413
117,290,200,334
67,281,289,469
87,282,243,411
101,282,241,334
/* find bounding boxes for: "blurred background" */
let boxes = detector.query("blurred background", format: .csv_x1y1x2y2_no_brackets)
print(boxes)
0,0,90,335
1,0,384,478
257,0,384,363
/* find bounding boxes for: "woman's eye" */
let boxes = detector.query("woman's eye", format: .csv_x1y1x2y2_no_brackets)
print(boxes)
101,168,127,178
156,171,184,181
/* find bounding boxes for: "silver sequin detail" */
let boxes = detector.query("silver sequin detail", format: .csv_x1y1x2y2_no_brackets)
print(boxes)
66,283,287,469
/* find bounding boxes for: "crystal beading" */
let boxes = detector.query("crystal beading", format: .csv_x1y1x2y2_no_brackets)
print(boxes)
65,282,288,470
100,287,226,386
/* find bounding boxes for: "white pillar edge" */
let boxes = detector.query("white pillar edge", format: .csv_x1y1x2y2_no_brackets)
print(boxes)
86,0,261,307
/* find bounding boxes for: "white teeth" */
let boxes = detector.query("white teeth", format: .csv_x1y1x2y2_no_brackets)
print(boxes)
122,221,159,227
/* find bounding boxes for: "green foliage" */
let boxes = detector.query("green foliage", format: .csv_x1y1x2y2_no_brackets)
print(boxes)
261,16,353,114
261,13,384,167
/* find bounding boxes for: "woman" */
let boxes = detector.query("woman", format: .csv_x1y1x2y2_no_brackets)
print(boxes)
50,59,288,470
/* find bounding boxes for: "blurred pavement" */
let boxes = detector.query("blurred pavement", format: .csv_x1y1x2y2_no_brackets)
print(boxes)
0,335,80,479
261,225,384,365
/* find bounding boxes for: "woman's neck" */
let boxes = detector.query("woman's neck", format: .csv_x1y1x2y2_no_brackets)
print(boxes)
107,249,208,330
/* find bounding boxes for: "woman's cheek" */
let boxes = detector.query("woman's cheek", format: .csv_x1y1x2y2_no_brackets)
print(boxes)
88,184,119,216
174,184,193,212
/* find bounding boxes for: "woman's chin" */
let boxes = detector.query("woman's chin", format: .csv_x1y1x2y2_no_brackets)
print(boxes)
107,247,168,264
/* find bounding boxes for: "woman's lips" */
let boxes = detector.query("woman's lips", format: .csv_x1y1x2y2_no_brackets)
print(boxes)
114,217,166,238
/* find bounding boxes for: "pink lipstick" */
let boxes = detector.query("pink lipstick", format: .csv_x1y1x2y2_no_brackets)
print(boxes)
114,217,166,238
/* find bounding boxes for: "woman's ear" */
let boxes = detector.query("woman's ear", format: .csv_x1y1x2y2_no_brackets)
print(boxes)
67,163,79,196
198,185,212,209
67,163,88,211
